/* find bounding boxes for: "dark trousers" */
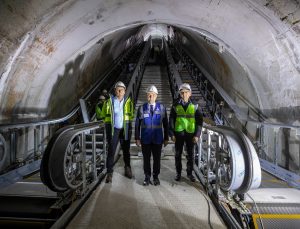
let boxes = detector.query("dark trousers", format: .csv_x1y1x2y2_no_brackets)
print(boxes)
174,131,194,175
106,127,131,173
141,143,162,178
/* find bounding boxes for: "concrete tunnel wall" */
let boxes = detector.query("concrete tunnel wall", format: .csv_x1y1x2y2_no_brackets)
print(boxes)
0,0,300,125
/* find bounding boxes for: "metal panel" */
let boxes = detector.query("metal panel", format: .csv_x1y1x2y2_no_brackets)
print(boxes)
259,158,300,189
0,160,41,189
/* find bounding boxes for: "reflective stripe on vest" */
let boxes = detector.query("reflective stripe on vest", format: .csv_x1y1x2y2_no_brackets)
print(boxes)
140,103,164,144
141,124,162,129
175,103,196,133
103,97,133,124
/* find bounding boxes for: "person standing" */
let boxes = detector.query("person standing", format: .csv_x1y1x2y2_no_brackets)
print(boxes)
135,85,169,186
102,89,109,100
169,83,203,182
95,95,106,120
101,81,134,183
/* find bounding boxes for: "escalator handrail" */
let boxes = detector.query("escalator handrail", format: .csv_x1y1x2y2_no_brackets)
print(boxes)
86,38,143,100
173,43,300,130
203,125,256,193
125,37,151,99
0,38,143,130
41,121,104,192
163,38,183,100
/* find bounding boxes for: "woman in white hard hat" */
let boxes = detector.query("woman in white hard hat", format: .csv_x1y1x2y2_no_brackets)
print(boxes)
135,85,169,186
169,83,203,182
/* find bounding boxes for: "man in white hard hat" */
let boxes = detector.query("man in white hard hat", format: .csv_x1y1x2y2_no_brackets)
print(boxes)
101,81,134,183
169,83,203,182
95,95,106,120
102,89,109,100
135,85,169,186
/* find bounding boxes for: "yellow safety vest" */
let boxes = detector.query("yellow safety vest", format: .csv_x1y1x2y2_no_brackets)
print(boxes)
95,102,104,120
101,96,134,139
175,103,196,133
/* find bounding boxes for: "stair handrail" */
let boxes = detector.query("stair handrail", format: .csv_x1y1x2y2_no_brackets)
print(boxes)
125,37,151,102
40,121,106,192
163,38,183,100
171,40,300,188
0,37,143,130
0,38,143,177
196,125,261,194
172,42,300,129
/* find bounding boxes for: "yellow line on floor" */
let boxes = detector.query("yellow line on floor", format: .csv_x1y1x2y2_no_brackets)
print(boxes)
253,214,300,229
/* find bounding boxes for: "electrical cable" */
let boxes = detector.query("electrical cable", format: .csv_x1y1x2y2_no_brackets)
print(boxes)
192,182,214,229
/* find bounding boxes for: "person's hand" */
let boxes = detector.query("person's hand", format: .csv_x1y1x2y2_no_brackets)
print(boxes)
136,140,141,147
163,140,169,147
192,137,199,144
171,136,176,142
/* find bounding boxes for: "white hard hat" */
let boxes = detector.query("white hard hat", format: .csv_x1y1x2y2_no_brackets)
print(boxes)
99,95,106,100
146,85,158,94
179,83,191,92
114,81,126,89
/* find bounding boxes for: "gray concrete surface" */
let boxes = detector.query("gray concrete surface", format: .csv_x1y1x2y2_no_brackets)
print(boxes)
68,156,226,229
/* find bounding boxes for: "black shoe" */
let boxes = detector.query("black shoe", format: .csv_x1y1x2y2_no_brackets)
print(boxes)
143,177,152,186
153,177,160,186
105,173,113,183
187,174,195,182
124,166,132,179
175,174,181,181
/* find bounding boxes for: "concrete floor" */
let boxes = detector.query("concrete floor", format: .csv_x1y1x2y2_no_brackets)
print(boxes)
68,155,226,229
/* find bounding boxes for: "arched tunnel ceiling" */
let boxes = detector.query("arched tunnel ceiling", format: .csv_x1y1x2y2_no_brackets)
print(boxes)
0,0,300,124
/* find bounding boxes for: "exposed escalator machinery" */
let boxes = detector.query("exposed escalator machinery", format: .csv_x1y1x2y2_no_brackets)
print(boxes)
165,39,263,228
40,122,106,192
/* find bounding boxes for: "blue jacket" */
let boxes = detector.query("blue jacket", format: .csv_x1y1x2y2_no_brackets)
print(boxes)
135,102,169,144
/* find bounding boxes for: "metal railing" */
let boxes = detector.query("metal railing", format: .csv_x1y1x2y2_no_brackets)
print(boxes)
163,38,183,100
125,37,151,104
195,125,261,195
0,38,145,182
171,39,300,187
164,39,262,193
40,121,106,193
41,37,152,192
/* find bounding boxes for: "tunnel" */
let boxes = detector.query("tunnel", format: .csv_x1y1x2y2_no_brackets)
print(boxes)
0,0,300,228
1,0,300,122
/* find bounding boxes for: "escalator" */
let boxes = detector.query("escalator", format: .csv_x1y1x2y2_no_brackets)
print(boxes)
166,39,300,229
0,39,150,228
67,46,227,229
135,65,173,115
1,36,298,229
67,42,266,228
